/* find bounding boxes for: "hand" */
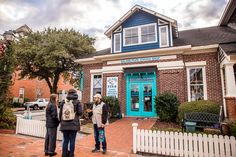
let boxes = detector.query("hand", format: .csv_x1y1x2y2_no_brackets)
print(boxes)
101,124,105,128
86,109,92,113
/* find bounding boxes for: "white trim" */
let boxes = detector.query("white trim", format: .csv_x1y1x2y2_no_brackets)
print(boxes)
123,23,157,46
107,55,177,65
186,66,207,102
185,61,207,67
158,67,183,70
90,74,103,102
158,19,168,25
169,23,173,46
220,67,227,117
90,69,103,74
157,61,184,69
75,45,193,64
104,4,177,37
159,25,169,47
114,33,121,53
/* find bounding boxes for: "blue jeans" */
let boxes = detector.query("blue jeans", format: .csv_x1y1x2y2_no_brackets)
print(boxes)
93,124,107,151
62,130,77,157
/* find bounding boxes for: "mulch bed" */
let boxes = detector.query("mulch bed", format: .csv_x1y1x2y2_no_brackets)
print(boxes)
0,129,15,134
152,119,181,131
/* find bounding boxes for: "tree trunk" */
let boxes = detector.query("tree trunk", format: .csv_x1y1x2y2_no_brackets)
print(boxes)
51,72,60,94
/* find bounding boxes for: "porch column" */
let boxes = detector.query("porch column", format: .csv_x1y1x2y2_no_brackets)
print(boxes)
224,63,236,120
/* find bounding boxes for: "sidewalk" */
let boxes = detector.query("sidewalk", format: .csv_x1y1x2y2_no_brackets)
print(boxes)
0,117,156,157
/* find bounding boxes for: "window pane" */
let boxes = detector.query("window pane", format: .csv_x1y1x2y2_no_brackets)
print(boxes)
190,85,204,101
131,84,139,111
141,24,156,43
93,75,102,88
114,34,121,52
160,27,167,46
125,27,139,45
190,68,203,84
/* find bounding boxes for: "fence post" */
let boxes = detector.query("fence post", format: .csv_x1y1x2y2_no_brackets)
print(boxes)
15,114,23,134
132,123,138,154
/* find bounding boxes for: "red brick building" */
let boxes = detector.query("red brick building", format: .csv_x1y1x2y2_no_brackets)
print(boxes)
77,2,236,119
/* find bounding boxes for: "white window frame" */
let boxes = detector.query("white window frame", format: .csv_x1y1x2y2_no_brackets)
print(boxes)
186,66,207,102
19,87,24,99
159,25,169,47
90,73,103,102
114,33,121,53
123,23,157,46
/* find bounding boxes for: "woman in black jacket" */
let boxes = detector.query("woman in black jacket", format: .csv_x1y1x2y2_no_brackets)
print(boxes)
44,94,59,156
59,89,82,157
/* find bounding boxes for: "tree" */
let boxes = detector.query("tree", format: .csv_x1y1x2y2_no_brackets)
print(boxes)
13,28,95,93
0,41,16,129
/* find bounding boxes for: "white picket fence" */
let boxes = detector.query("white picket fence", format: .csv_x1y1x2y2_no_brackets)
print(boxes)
132,123,236,157
16,115,63,140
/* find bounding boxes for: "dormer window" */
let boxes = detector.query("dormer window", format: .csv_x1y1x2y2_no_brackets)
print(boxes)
123,23,157,46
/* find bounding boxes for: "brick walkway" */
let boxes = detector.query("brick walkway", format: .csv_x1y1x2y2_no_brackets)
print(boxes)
0,117,156,157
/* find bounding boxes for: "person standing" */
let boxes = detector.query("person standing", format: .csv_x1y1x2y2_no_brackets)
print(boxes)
59,89,82,157
44,94,59,156
87,93,109,155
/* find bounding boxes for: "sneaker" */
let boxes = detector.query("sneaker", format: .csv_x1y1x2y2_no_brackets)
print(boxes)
91,148,100,153
48,152,57,156
102,150,107,154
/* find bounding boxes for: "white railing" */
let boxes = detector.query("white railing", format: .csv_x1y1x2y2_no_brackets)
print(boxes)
16,115,63,140
132,123,236,157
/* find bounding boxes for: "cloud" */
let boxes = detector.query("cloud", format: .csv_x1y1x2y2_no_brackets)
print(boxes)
0,0,228,50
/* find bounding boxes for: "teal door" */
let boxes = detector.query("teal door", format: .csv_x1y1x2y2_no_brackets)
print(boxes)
126,72,156,117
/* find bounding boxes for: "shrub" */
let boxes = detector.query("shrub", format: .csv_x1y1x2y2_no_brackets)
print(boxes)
102,96,121,118
230,122,236,137
178,100,220,122
155,92,180,122
0,106,16,129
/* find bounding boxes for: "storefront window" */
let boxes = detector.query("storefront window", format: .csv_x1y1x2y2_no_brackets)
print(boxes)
143,84,152,112
188,67,206,101
131,84,139,111
93,75,102,96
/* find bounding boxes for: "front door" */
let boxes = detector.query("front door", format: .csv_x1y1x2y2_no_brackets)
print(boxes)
126,72,156,117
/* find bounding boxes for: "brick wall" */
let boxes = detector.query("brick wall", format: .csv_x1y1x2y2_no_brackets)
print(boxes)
225,97,236,120
183,52,223,104
158,68,186,103
9,71,75,101
81,52,223,116
82,63,103,104
102,73,126,115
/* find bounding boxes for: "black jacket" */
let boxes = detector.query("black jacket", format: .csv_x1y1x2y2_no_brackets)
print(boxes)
59,92,82,131
46,102,59,128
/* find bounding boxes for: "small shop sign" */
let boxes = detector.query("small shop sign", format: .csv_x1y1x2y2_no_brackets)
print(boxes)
106,77,118,97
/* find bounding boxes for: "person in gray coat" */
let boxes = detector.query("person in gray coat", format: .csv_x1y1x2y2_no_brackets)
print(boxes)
59,89,82,157
44,94,59,156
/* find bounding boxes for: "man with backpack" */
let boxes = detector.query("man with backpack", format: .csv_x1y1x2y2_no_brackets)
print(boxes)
86,93,109,155
59,89,82,157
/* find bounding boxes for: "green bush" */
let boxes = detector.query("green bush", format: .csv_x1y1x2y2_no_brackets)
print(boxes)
0,107,16,129
102,96,121,118
178,100,220,122
11,102,24,108
230,123,236,137
155,92,180,122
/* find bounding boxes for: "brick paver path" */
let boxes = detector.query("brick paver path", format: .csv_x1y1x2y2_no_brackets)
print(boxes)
0,117,156,157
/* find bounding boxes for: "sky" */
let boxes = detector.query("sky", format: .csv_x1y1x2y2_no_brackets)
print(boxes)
0,0,228,51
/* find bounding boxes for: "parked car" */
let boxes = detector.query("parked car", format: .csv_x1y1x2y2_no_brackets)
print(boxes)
24,98,49,110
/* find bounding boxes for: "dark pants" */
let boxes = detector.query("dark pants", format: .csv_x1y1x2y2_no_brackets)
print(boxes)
44,127,57,154
93,124,107,151
62,130,77,157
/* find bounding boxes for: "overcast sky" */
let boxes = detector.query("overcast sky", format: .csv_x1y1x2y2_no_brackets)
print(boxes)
0,0,228,50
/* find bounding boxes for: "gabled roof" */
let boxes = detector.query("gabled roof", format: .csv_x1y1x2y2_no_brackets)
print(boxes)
104,4,177,38
15,24,32,34
219,0,236,26
219,42,236,55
